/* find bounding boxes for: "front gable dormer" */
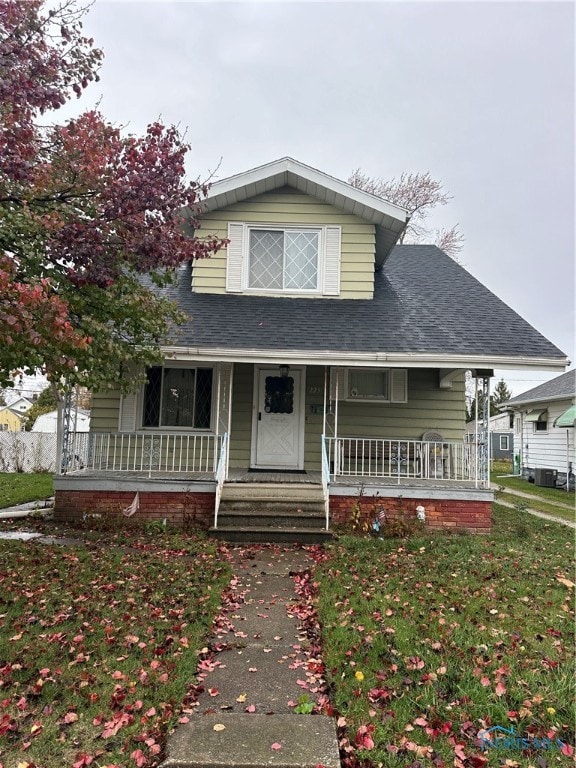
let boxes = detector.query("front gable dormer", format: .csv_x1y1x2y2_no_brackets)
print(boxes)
192,158,409,300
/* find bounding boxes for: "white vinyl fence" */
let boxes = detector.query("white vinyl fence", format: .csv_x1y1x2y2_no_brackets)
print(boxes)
0,432,58,473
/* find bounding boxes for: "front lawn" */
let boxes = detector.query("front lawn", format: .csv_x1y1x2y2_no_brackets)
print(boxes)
0,531,230,767
0,472,53,508
317,505,575,765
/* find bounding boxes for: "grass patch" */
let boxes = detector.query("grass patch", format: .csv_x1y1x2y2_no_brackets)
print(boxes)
317,505,575,765
491,472,575,523
0,472,53,508
501,497,576,524
491,472,575,505
0,528,230,767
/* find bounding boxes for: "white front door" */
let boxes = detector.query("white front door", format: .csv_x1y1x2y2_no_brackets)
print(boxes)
252,368,304,469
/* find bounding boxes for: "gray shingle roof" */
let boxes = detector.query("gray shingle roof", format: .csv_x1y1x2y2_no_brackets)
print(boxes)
505,370,575,406
162,244,566,362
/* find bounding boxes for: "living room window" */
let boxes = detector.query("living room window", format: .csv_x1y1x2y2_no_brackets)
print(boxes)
343,368,408,403
143,366,213,429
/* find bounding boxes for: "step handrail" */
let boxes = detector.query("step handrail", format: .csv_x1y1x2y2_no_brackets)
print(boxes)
214,432,228,529
321,434,330,530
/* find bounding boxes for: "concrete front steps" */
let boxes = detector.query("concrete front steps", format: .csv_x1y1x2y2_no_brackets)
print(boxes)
209,482,332,544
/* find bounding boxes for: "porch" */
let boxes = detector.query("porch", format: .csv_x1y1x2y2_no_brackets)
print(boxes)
54,431,492,537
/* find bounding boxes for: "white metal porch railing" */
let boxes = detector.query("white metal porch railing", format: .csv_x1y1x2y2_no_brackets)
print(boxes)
213,432,229,528
325,436,487,487
76,432,223,477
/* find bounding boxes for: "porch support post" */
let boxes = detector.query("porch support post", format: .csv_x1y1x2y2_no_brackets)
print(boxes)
322,366,328,438
473,369,493,488
215,363,233,479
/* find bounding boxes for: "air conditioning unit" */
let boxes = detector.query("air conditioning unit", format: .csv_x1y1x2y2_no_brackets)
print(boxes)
534,468,557,488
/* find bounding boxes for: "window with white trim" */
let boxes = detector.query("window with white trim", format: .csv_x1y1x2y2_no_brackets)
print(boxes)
344,368,408,403
143,366,213,429
499,434,510,451
226,222,341,296
249,229,319,291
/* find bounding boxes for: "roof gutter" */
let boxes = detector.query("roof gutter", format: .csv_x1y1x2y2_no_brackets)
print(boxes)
502,394,576,409
162,346,569,371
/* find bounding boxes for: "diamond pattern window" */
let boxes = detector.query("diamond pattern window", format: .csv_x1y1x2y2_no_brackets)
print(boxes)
143,367,213,429
249,228,319,291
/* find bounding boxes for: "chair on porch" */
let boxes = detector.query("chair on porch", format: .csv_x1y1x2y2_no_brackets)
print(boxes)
421,430,448,479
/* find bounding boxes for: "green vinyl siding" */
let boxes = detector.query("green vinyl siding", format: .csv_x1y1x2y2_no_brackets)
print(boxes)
228,363,254,468
302,366,326,471
90,390,121,432
335,369,467,443
193,187,375,299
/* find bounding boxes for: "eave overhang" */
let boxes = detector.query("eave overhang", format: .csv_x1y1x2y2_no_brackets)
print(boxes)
162,345,569,372
504,393,576,409
200,157,410,266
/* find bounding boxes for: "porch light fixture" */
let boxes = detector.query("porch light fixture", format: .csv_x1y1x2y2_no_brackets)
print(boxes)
279,364,290,378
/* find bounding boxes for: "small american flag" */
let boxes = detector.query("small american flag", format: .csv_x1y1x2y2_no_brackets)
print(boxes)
123,492,140,517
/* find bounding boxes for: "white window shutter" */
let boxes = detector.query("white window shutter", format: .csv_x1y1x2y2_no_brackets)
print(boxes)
119,391,138,432
226,222,245,292
390,369,408,403
323,226,341,295
119,365,142,431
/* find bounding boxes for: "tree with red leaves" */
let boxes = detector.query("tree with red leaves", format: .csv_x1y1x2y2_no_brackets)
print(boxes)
0,0,224,390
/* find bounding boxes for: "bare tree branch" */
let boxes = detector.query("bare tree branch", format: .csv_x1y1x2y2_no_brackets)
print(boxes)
349,169,464,260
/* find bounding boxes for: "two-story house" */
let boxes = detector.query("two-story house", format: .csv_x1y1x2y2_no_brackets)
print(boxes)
54,158,568,536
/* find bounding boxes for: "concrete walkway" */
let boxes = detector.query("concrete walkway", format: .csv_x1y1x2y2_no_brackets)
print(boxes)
491,483,575,529
162,546,340,768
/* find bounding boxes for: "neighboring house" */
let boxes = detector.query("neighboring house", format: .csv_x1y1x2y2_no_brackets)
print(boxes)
32,409,90,433
0,397,33,432
466,413,514,462
502,370,575,489
53,158,568,535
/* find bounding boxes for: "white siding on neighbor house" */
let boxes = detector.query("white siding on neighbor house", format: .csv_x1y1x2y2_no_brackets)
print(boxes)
520,400,575,473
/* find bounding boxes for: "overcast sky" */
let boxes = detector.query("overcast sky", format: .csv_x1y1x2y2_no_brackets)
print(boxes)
30,0,576,399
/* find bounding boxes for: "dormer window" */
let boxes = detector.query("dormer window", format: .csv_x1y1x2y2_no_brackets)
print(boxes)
249,228,319,291
226,222,341,296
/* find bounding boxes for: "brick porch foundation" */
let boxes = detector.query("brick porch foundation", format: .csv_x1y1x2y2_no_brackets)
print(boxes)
54,490,215,528
55,488,491,534
329,495,491,533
